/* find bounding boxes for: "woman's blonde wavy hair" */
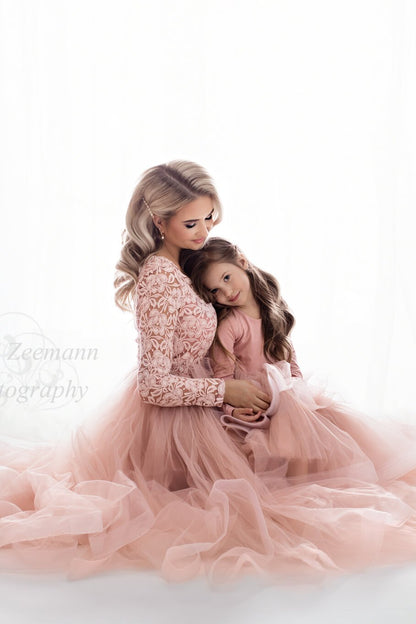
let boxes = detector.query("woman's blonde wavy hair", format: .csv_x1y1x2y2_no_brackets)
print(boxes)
114,160,223,312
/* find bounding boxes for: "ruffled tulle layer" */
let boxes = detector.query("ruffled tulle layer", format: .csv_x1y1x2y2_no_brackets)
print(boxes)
2,367,416,586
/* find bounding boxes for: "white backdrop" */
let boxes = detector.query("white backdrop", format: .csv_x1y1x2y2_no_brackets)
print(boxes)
1,0,415,442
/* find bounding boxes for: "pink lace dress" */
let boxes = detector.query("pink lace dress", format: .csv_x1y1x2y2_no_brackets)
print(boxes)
2,254,416,585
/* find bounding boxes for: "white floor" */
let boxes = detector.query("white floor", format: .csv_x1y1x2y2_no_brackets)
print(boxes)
2,563,416,624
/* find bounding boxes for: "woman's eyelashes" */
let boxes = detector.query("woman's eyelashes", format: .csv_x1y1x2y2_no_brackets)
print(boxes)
185,214,214,229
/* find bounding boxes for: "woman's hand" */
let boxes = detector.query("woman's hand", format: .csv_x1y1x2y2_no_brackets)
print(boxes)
231,407,263,422
224,379,270,412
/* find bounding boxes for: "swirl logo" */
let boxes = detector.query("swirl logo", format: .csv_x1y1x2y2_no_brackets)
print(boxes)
0,312,97,410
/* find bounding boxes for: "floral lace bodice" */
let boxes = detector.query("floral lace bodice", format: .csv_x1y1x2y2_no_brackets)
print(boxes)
134,254,226,407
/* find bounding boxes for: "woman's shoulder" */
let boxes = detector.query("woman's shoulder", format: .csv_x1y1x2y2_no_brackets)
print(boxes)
142,253,174,271
137,254,191,299
139,254,187,281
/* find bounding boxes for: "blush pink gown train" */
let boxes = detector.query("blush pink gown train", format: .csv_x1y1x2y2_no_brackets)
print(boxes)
1,254,416,586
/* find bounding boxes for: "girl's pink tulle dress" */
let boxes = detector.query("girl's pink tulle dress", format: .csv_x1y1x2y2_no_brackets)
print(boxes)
1,254,416,586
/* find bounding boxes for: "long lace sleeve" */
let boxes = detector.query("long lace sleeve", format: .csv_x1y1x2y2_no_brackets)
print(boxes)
135,259,225,407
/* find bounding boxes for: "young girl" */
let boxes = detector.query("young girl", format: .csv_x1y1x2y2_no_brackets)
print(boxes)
182,237,416,483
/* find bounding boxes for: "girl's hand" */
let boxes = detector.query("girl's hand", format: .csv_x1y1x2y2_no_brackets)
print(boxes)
223,379,271,412
231,408,263,422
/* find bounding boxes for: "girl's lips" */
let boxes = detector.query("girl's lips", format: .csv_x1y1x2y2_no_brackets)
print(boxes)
229,292,240,303
193,238,205,244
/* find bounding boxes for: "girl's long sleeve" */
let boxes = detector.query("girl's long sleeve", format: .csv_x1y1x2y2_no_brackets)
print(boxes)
210,312,303,415
210,316,239,416
289,342,303,378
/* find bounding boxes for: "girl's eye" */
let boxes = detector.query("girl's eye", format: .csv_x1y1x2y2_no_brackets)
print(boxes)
223,274,230,282
209,288,218,295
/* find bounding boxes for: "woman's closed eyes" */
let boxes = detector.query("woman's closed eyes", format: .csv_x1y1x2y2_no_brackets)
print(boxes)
185,214,214,229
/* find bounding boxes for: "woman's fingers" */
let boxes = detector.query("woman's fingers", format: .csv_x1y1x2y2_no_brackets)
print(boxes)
256,401,269,412
253,397,270,411
244,385,270,412
257,389,271,404
249,385,270,407
223,380,271,410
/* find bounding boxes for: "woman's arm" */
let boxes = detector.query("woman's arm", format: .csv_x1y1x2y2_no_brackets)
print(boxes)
135,262,225,407
136,260,270,412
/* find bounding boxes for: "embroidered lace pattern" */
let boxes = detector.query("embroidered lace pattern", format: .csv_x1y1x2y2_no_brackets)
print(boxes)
135,255,226,407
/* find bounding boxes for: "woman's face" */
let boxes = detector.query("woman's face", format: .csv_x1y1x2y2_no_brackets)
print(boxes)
158,196,216,251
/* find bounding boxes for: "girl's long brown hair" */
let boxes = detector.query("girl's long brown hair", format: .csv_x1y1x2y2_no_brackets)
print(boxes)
180,238,295,365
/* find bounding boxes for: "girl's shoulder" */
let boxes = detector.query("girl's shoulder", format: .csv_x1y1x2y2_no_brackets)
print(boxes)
219,308,260,327
217,308,246,338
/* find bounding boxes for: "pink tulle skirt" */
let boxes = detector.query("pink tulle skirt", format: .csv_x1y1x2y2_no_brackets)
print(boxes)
2,364,416,587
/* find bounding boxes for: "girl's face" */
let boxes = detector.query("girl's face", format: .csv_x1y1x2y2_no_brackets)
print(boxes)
203,259,257,312
156,196,215,252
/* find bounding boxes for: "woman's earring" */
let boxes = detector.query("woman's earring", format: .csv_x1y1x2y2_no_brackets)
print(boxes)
159,230,165,241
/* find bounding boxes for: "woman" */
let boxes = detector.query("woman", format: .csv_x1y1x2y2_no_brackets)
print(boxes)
0,160,274,582
116,160,271,415
1,160,416,586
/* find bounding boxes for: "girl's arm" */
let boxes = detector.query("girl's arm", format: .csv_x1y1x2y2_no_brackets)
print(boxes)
211,313,303,384
289,341,303,378
210,316,240,416
135,262,225,407
211,317,266,420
